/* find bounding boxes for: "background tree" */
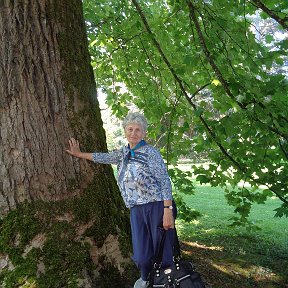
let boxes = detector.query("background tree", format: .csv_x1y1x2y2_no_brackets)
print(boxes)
84,0,288,227
0,1,131,287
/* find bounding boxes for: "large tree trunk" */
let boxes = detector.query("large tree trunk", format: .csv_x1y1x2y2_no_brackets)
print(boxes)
0,1,131,286
0,0,103,210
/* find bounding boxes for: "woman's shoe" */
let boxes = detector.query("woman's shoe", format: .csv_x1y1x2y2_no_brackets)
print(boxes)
134,278,148,288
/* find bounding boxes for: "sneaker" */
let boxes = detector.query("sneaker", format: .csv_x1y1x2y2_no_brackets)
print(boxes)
134,278,148,288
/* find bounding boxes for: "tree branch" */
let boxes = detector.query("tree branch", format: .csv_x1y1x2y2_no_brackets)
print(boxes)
202,3,257,65
190,82,211,99
249,0,288,31
187,0,288,141
279,139,288,160
186,1,239,103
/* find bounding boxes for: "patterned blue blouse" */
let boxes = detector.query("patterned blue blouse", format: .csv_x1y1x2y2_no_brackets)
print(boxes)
92,144,172,208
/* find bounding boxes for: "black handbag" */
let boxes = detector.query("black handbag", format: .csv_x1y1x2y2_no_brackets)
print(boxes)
148,229,205,288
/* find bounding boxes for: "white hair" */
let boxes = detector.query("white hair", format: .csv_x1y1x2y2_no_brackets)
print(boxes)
122,112,148,132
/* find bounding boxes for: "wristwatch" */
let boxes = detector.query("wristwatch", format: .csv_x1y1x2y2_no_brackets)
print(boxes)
164,205,173,210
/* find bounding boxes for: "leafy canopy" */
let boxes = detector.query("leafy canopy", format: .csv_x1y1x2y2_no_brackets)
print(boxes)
83,0,288,227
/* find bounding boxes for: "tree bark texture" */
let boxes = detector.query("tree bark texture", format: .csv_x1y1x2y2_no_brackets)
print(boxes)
0,0,114,214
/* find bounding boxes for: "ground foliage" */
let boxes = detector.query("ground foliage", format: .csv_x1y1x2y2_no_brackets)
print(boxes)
82,0,288,226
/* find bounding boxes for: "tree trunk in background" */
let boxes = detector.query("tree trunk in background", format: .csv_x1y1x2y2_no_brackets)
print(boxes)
0,1,131,286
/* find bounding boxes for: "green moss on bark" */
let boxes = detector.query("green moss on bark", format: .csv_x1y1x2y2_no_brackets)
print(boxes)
0,180,132,287
48,0,107,153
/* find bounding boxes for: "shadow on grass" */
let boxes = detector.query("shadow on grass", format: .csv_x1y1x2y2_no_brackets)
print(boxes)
180,236,288,288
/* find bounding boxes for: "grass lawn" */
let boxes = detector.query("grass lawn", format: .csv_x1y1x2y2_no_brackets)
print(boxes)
177,184,288,288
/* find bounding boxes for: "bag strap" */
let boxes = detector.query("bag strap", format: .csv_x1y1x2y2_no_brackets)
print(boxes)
154,228,181,266
173,228,181,259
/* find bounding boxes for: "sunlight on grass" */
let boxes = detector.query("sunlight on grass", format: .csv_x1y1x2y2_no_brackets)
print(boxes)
182,241,224,252
175,180,288,287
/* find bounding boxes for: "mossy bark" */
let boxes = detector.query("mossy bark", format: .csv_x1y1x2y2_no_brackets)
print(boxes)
0,1,132,287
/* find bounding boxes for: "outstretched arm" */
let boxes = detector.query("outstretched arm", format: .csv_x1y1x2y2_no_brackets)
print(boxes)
66,137,123,164
66,138,93,161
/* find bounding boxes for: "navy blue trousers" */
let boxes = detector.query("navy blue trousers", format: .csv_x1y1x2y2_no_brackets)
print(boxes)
130,201,177,281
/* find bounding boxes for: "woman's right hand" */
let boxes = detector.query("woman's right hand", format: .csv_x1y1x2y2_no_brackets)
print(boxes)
66,138,82,158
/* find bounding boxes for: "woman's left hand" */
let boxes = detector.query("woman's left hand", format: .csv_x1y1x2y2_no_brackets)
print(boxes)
163,209,175,230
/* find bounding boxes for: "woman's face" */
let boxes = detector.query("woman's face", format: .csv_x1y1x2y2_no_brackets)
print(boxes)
125,123,146,148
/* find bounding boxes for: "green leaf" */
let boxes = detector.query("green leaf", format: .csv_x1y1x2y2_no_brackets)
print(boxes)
265,35,274,44
274,204,288,218
211,79,221,86
196,174,210,184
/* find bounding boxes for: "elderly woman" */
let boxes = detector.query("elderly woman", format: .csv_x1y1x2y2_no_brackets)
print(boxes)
66,112,177,288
